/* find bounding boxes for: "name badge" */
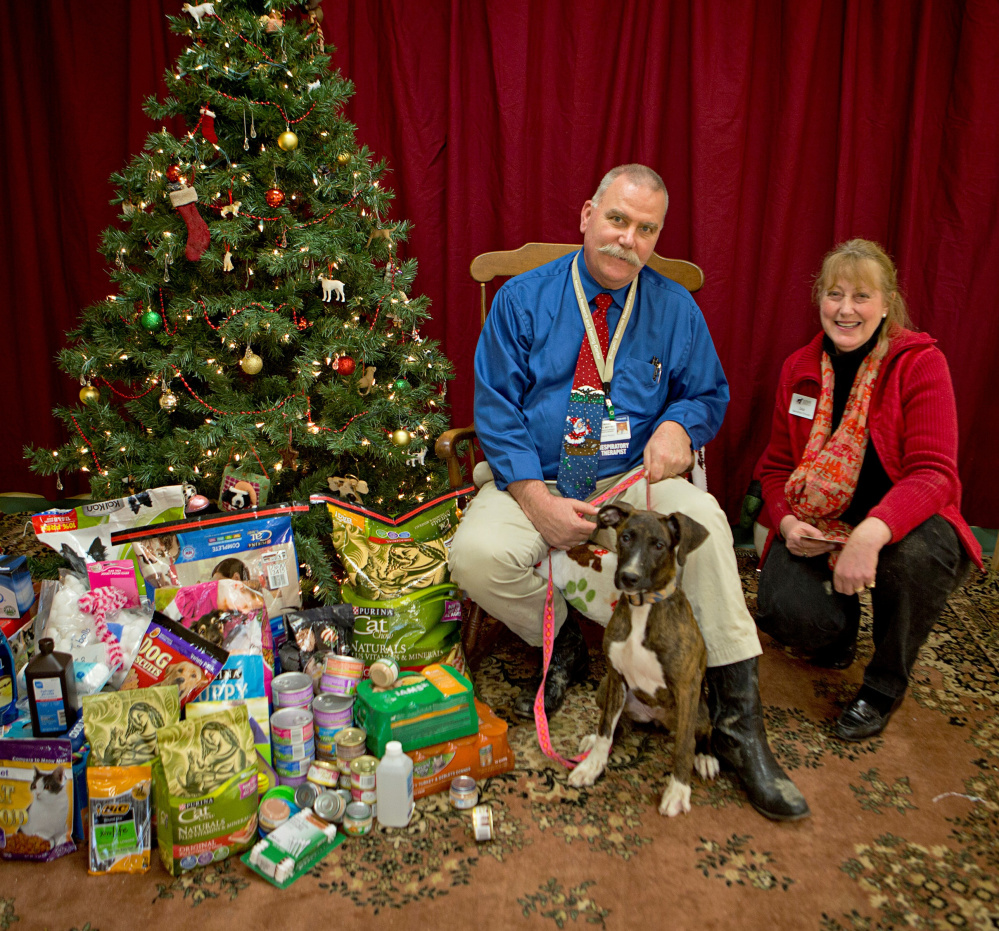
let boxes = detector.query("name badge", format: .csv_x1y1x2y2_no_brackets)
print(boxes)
600,415,630,457
789,394,817,419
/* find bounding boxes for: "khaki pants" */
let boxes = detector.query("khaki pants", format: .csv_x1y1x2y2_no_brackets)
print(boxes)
448,463,761,668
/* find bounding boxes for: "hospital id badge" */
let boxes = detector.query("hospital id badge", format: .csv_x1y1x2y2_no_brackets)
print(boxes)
600,415,631,457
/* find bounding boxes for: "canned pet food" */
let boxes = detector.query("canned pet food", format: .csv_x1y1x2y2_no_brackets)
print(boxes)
449,775,479,810
335,727,367,766
320,655,365,696
294,782,321,810
368,657,400,689
338,771,354,790
270,706,314,744
307,759,340,789
278,774,308,789
273,737,316,763
312,693,354,728
271,671,315,708
333,787,353,808
350,755,378,804
258,794,294,834
471,805,493,842
274,756,313,779
313,790,347,824
342,801,373,836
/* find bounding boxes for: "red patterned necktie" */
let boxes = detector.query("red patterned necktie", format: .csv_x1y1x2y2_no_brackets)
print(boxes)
556,293,612,499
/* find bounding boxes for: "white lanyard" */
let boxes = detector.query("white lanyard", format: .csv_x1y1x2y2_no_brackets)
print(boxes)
570,253,638,419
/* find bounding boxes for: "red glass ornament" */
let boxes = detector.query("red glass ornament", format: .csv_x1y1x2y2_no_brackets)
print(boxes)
337,356,356,375
265,187,285,207
166,165,181,182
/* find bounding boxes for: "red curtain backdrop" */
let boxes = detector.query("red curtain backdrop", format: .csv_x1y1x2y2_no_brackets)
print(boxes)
3,0,997,528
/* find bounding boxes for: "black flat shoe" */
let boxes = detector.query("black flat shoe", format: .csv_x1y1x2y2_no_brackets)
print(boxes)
834,694,903,741
513,614,590,720
810,638,857,670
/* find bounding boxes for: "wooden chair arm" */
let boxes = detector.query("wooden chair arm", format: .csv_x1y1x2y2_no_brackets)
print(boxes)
435,424,479,490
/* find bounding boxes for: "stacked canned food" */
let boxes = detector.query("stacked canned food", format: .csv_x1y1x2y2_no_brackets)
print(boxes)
270,672,317,787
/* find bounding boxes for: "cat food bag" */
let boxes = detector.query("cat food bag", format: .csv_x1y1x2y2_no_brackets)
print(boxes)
87,765,152,874
111,503,307,649
153,705,258,876
31,485,188,600
316,490,469,672
119,613,227,707
0,737,76,861
281,605,355,682
81,685,181,767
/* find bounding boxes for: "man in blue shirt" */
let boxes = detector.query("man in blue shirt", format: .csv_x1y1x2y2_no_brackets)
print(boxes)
449,165,808,821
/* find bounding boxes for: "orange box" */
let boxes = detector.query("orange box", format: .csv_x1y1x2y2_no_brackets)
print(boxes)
406,699,515,799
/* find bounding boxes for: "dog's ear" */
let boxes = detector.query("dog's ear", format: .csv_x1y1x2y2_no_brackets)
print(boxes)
597,502,633,530
664,512,709,566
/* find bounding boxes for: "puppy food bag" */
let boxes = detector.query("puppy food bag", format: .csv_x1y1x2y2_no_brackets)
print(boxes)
120,613,227,707
31,485,188,599
87,765,152,874
0,738,76,861
81,685,181,767
316,490,469,672
153,705,258,876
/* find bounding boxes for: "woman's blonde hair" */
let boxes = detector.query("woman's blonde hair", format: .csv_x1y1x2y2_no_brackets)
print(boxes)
812,238,912,347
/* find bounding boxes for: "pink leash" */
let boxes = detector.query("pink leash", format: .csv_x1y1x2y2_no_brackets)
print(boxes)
534,468,652,768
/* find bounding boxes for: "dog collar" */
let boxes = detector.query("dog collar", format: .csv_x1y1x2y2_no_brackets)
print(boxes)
626,580,677,605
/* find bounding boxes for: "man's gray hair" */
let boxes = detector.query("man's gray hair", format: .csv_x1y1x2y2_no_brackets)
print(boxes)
591,164,668,208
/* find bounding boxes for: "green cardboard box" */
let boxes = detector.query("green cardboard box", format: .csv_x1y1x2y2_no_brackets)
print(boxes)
353,664,477,756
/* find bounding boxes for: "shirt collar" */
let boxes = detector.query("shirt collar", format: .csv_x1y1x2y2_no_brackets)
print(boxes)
576,251,635,309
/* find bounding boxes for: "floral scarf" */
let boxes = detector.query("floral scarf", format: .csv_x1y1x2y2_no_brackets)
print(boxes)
784,341,887,564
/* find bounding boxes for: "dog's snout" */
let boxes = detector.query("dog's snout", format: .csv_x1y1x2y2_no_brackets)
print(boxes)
618,569,641,589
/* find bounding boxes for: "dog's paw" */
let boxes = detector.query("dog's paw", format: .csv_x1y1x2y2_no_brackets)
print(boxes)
658,776,692,817
695,753,720,781
577,733,598,755
568,735,611,787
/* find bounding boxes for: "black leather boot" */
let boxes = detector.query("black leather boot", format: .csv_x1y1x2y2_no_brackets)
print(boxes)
513,612,590,720
707,657,810,821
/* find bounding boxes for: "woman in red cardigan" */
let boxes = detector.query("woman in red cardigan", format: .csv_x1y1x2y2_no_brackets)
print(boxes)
756,239,982,741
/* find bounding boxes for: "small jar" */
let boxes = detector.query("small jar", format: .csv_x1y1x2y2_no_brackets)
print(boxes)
449,775,478,810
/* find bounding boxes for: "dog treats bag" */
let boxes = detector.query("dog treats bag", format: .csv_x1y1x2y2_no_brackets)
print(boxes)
218,465,271,513
281,605,355,682
153,705,258,876
316,490,469,672
111,503,307,649
0,738,76,861
81,685,181,767
87,765,152,874
120,613,227,707
31,485,188,599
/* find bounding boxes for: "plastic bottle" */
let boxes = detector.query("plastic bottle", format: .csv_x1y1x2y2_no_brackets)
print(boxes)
375,740,414,827
26,638,79,737
0,629,18,726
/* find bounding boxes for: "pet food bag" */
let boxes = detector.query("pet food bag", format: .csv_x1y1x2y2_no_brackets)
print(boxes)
119,613,227,706
281,605,355,684
31,485,188,599
111,503,307,648
153,705,259,876
0,737,76,861
88,765,152,874
317,490,469,672
81,685,181,767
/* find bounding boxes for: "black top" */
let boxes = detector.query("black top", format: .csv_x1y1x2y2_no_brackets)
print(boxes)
822,324,892,525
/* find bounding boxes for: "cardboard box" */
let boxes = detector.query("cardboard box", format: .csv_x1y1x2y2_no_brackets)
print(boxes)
353,663,477,756
407,699,515,799
0,555,34,620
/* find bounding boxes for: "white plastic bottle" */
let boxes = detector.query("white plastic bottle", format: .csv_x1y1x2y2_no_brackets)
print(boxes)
376,740,414,827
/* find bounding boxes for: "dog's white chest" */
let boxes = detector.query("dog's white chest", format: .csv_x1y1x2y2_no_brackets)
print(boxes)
608,603,666,696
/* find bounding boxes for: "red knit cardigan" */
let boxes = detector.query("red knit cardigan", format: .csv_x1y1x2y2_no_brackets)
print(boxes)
757,328,982,569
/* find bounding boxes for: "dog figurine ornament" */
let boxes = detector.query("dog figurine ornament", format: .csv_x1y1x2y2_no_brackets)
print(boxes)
568,501,720,816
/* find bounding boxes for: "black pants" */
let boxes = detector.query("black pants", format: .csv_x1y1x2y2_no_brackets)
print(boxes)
757,515,971,699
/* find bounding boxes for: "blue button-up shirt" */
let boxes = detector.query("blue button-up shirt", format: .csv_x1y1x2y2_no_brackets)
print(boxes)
473,251,729,490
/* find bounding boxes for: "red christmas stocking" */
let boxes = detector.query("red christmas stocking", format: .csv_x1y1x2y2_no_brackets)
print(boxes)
200,106,217,144
168,184,210,261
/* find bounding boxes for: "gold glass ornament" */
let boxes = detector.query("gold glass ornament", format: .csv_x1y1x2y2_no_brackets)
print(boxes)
337,152,350,164
79,385,100,405
390,429,412,447
159,388,178,411
241,350,263,375
278,130,299,151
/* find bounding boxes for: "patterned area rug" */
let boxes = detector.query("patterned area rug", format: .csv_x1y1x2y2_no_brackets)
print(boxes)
3,545,998,931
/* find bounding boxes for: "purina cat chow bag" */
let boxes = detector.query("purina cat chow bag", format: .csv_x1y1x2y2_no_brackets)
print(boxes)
0,738,76,861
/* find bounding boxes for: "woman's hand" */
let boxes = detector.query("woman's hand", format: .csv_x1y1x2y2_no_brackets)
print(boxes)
780,515,836,557
833,517,892,595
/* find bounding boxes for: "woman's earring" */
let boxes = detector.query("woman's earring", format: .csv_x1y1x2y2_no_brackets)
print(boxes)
882,313,887,318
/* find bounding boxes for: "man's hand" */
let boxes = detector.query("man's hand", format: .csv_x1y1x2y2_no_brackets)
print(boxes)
779,515,837,558
832,517,891,595
643,420,694,483
508,479,600,550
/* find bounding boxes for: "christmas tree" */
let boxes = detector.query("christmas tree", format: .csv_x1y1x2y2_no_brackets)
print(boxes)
25,0,455,603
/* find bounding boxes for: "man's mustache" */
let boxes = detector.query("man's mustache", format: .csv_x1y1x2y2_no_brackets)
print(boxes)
598,243,641,267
